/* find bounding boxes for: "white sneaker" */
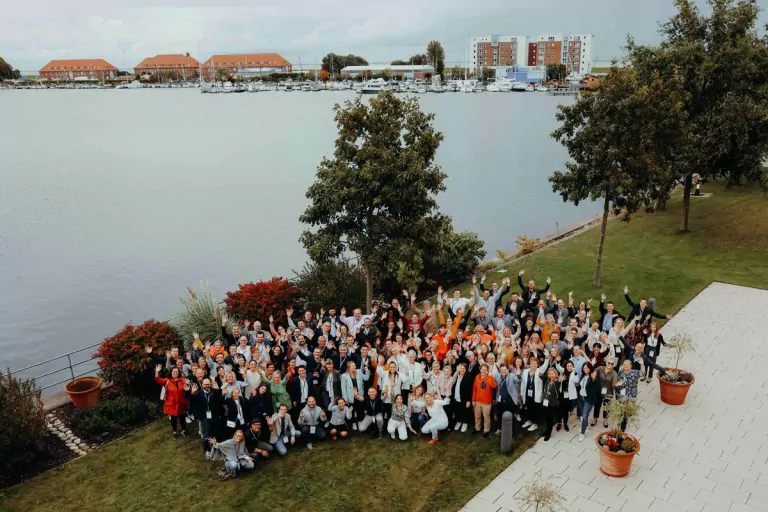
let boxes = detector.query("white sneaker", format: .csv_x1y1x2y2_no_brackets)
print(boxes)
578,434,585,442
391,432,396,439
352,423,358,431
526,424,538,432
522,421,532,428
307,443,313,450
460,424,468,433
454,422,462,431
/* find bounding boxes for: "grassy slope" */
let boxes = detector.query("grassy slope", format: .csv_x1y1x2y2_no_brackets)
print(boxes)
2,183,766,512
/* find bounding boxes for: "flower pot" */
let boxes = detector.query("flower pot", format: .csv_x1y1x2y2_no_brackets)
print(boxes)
595,432,640,477
65,376,103,410
657,371,695,405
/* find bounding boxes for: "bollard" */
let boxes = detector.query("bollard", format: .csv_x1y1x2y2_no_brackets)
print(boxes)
500,411,515,453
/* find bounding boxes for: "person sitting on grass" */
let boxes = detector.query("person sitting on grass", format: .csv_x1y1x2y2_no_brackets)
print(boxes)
298,396,327,450
244,420,273,460
208,429,254,479
268,404,299,456
328,397,352,441
387,394,410,441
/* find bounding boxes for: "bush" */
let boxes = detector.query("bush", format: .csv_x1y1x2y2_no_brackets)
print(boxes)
70,396,154,438
293,259,367,310
224,277,300,324
423,227,486,288
95,320,183,398
0,370,47,487
174,284,225,350
515,235,541,256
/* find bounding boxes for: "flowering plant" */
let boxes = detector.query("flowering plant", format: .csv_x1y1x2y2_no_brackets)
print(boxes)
95,319,183,398
224,277,300,324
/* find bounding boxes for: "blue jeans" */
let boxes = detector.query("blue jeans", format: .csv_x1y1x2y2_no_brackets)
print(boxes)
225,458,254,472
580,401,594,435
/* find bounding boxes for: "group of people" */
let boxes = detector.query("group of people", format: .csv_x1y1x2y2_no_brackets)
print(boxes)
150,270,671,478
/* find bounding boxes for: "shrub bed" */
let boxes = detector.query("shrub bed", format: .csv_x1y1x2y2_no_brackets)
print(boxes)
66,394,159,442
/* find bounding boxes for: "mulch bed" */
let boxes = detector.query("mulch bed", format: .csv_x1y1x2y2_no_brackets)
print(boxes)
2,433,77,489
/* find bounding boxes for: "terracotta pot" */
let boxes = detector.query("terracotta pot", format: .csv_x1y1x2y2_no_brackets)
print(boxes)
65,376,103,410
657,370,695,405
595,432,640,477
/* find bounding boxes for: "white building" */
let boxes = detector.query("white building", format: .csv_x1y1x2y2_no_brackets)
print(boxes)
563,34,593,75
470,35,528,71
340,64,435,79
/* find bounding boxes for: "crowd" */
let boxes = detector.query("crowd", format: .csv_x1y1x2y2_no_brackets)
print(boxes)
150,271,672,479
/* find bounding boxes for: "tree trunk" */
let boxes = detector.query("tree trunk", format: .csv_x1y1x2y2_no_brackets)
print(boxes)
365,266,373,314
680,173,692,232
594,197,610,288
654,191,669,211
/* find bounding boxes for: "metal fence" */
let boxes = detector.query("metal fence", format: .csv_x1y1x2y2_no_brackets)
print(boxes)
9,342,101,393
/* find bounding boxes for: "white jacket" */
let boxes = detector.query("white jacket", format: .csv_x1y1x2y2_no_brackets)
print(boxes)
567,372,580,400
401,362,424,390
521,359,555,404
379,373,402,404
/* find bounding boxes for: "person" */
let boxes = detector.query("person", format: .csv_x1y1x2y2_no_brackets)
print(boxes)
207,429,254,478
224,387,249,439
327,397,352,440
517,269,551,311
521,357,545,432
624,286,672,323
494,364,521,435
387,394,409,441
244,420,273,460
472,364,497,437
599,294,624,332
319,359,342,409
642,321,666,381
422,393,451,444
341,361,368,429
594,358,620,428
407,385,428,433
358,387,385,439
616,360,644,431
450,363,473,432
577,363,600,441
298,396,327,450
269,370,291,412
190,378,223,456
379,361,401,420
556,361,577,432
540,367,560,441
154,364,189,438
290,366,313,422
268,404,299,456
401,351,424,405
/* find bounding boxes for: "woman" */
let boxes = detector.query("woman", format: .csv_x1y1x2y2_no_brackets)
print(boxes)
556,361,577,432
379,362,401,420
224,387,249,439
540,367,560,441
214,365,227,389
607,318,635,363
484,353,501,378
154,364,189,438
221,371,246,399
272,344,286,372
269,370,291,412
538,314,560,348
422,393,451,445
244,359,263,396
247,383,273,424
387,394,409,441
208,429,254,478
642,321,666,382
407,385,428,433
616,360,643,431
327,397,353,440
577,363,600,441
426,363,442,396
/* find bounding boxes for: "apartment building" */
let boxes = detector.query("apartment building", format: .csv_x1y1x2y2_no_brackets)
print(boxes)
475,33,594,75
470,36,528,70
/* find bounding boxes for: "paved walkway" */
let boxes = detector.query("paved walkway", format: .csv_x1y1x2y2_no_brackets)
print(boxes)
462,282,768,512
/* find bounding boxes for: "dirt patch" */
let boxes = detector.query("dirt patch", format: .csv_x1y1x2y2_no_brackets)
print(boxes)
2,433,77,489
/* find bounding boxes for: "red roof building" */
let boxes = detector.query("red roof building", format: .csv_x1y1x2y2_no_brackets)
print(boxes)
40,59,118,81
134,53,200,79
201,53,291,79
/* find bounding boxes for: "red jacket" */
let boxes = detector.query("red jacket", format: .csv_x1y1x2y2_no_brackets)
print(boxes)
155,376,188,416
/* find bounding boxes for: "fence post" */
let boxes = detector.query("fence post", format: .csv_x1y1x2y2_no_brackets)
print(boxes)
67,354,75,381
500,411,515,453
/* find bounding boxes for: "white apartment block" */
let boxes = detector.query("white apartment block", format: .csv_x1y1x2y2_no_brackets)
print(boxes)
470,35,528,70
470,33,594,75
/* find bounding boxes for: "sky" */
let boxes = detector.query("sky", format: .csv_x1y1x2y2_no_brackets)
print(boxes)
2,0,767,72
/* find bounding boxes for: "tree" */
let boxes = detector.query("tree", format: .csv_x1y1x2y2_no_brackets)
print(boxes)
426,40,446,76
293,258,367,310
300,92,446,311
0,57,20,80
318,69,330,81
629,0,768,230
321,53,368,76
550,64,687,287
409,53,429,65
391,59,409,65
545,63,566,81
224,277,300,323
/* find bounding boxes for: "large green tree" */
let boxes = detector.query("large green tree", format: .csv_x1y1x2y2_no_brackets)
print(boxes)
629,0,768,231
0,57,21,80
550,65,687,287
299,92,449,310
546,63,567,81
321,53,369,76
426,40,446,76
409,54,429,65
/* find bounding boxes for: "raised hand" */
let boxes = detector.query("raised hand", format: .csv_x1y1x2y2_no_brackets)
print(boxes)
481,273,487,283
269,314,274,324
546,276,551,284
155,364,162,374
519,269,525,276
472,275,477,285
286,307,294,317
191,382,199,394
222,312,229,325
624,286,629,294
437,286,443,295
600,293,606,302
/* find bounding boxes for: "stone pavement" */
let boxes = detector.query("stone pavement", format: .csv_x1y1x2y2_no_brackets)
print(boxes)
462,282,768,512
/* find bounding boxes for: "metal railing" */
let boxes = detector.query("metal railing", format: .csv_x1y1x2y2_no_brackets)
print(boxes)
9,342,102,393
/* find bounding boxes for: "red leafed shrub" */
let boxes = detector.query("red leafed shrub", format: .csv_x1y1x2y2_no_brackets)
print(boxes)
225,277,300,323
94,319,183,398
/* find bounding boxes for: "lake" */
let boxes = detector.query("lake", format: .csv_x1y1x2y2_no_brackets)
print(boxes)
0,89,598,385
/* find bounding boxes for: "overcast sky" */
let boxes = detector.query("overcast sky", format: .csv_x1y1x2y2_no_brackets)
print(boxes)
2,0,766,71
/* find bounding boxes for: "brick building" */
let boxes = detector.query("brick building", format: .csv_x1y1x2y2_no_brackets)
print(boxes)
475,33,594,75
134,53,200,80
201,53,291,79
470,36,528,71
39,59,118,81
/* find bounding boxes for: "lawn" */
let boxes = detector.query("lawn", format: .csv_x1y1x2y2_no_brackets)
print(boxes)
1,182,767,512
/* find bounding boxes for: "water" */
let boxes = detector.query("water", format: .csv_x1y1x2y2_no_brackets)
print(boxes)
0,89,598,384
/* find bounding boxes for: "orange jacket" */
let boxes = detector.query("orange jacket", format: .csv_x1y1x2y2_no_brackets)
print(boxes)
472,374,497,405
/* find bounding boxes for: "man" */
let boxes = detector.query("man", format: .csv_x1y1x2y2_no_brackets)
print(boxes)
190,378,224,456
244,421,273,460
298,396,327,450
451,363,473,432
437,286,471,317
504,292,526,321
331,344,353,373
570,345,587,379
290,366,313,422
622,340,667,377
545,331,568,356
219,313,242,347
494,364,521,435
548,297,571,329
268,404,300,456
358,387,385,439
471,306,493,331
357,345,374,389
472,364,497,437
314,321,336,346
340,361,368,428
624,286,673,323
464,351,480,382
320,359,341,410
472,275,507,316
340,306,379,335
306,348,325,394
355,317,378,347
401,351,424,405
599,294,624,332
490,306,516,343
517,269,551,311
479,273,510,310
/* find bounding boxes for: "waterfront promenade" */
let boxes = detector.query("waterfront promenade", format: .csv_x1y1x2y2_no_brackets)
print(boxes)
463,282,768,512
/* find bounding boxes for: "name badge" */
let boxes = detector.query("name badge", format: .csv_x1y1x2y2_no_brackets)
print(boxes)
527,389,533,397
497,395,502,403
310,426,316,434
186,416,193,423
283,436,289,444
542,399,549,407
616,345,622,353
601,387,607,395
226,420,235,428
313,379,318,385
620,389,626,396
206,411,212,419
649,350,655,358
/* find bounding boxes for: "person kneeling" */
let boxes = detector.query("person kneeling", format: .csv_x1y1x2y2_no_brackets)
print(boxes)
387,395,409,441
422,394,451,445
328,397,352,441
268,404,300,456
208,430,254,480
358,387,385,439
298,396,327,450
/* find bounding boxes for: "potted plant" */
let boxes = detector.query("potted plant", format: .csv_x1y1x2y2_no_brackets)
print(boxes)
595,398,642,477
65,375,103,410
657,331,695,405
516,469,566,512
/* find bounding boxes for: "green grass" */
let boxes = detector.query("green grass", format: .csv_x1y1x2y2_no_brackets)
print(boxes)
1,182,767,512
